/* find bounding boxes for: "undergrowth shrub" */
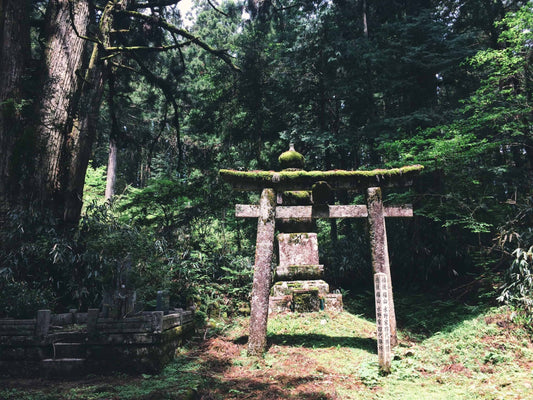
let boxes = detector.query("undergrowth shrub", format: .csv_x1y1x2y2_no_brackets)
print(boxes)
0,204,163,317
0,190,254,319
498,246,533,324
0,281,54,318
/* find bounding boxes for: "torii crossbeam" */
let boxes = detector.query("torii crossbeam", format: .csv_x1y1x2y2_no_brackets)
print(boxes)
220,147,423,372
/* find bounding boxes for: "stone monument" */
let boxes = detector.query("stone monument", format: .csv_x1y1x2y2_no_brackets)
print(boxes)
220,144,423,371
268,145,342,313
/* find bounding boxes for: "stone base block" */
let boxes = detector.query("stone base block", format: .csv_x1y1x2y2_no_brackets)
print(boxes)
271,280,330,297
293,289,320,312
324,294,343,312
275,264,324,281
268,287,343,314
269,296,292,314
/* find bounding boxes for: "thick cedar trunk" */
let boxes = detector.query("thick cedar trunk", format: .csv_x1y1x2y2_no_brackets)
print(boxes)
64,0,131,221
0,0,31,217
248,188,276,356
35,0,90,216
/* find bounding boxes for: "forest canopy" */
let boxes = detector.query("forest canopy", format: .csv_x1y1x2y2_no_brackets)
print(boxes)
1,0,532,319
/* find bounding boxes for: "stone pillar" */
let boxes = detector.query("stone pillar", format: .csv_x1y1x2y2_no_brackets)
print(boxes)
374,273,391,373
366,186,397,347
248,188,276,356
35,310,51,339
87,308,99,336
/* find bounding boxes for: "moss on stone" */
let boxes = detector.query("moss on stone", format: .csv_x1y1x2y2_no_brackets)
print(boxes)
283,191,311,205
219,165,424,191
278,150,305,170
293,288,320,312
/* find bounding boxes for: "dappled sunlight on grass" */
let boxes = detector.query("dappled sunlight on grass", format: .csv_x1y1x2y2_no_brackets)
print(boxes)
1,298,532,399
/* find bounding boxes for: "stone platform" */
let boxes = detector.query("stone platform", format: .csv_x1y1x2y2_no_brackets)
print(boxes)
268,232,343,314
269,280,343,313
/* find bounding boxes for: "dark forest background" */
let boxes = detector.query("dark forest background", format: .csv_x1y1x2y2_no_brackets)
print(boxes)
1,0,532,320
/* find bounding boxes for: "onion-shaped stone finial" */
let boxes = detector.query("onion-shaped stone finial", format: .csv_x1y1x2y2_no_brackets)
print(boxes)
278,143,305,170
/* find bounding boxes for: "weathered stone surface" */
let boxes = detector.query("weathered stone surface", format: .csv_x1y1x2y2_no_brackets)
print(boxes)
374,273,391,373
0,310,194,378
220,164,424,192
278,233,319,267
236,204,413,219
281,190,311,205
293,289,320,312
367,187,397,347
271,280,330,297
156,290,170,313
324,294,343,312
248,188,277,356
275,264,324,281
268,296,293,314
87,308,99,336
36,310,51,338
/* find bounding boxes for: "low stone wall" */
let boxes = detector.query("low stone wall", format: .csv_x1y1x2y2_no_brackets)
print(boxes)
0,308,195,378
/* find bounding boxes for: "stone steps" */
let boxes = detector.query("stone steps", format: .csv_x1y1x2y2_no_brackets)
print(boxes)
53,342,86,359
42,334,90,377
40,357,88,378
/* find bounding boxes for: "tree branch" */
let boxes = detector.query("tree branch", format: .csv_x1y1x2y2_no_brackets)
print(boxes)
131,0,182,9
68,0,102,44
118,9,241,72
105,44,183,52
207,0,230,17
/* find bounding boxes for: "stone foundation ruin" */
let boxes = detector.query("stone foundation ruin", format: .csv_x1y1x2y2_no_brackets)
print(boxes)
0,308,194,378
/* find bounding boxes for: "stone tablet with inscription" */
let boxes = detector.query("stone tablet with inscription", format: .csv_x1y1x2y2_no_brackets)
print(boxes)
278,233,320,266
374,272,391,372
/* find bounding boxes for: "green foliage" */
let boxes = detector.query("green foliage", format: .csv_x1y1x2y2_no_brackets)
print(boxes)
498,246,533,313
0,281,54,319
5,0,532,318
0,203,166,316
83,165,107,208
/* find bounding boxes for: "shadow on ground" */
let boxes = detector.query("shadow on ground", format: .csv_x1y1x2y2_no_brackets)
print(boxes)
270,333,376,352
343,290,493,339
233,334,376,352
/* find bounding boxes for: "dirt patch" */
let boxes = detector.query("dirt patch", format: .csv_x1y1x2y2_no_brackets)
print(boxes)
441,363,472,377
190,334,364,399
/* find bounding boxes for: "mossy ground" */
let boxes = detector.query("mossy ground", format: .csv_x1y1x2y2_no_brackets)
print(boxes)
1,294,532,399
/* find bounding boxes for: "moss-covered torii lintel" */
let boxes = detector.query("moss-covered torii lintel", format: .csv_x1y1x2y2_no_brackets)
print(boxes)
219,165,424,191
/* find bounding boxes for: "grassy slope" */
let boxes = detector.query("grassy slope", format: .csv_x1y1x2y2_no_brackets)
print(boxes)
1,297,532,399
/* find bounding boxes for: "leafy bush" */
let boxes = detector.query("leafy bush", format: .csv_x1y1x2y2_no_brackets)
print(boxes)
498,246,533,314
0,281,55,318
0,203,164,316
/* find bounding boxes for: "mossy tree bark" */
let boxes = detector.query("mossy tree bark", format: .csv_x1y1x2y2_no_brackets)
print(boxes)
0,0,31,220
248,188,276,356
366,186,397,347
35,0,90,221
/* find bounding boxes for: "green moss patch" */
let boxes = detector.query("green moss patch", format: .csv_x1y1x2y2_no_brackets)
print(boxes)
278,150,305,169
219,165,424,191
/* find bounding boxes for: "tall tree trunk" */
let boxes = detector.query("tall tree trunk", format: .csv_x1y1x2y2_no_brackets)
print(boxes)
63,56,104,222
105,138,118,201
35,0,90,218
362,0,369,38
63,0,131,221
105,66,119,202
0,0,31,218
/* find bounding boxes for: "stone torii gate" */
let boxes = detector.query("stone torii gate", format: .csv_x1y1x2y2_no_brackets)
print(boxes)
220,146,423,371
